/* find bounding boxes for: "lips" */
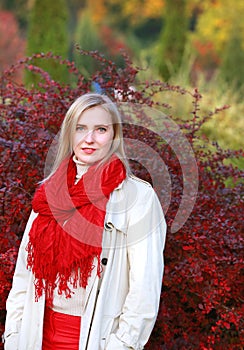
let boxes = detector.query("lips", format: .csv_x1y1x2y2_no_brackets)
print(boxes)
82,148,96,154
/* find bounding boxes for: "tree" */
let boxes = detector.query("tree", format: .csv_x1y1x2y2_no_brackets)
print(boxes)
0,11,25,83
25,0,69,85
74,7,129,77
157,0,189,80
191,0,244,78
0,0,29,32
104,0,165,27
73,9,106,77
219,24,244,89
193,0,244,54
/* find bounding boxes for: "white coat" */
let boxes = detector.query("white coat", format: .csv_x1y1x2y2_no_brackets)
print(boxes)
3,175,166,350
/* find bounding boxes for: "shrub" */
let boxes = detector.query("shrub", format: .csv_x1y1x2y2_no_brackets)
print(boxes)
0,50,243,349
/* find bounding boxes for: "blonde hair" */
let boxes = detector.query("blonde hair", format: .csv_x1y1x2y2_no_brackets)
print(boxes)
48,93,130,178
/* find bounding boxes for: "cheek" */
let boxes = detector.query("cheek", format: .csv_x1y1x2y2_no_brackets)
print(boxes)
73,134,81,150
72,135,77,148
101,133,113,148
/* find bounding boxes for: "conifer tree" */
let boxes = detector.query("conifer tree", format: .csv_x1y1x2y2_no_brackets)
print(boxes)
157,0,188,81
26,0,69,85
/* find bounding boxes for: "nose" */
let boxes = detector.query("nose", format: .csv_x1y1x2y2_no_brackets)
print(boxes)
83,130,95,143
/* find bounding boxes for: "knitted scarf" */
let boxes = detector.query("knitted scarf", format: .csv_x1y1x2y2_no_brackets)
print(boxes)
26,155,126,305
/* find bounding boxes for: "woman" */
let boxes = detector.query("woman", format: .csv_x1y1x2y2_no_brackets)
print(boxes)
3,93,166,350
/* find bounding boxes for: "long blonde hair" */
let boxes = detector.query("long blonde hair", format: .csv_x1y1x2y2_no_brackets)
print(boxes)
47,93,130,179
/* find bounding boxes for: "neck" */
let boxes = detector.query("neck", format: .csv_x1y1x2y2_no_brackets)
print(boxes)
73,155,89,181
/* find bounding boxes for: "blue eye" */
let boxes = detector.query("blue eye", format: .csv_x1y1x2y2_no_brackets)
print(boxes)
97,127,107,133
76,125,85,131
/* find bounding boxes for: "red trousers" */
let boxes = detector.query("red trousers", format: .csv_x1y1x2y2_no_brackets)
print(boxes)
42,307,81,350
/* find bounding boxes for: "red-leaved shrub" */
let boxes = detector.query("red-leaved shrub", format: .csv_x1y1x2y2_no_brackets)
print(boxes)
0,50,243,349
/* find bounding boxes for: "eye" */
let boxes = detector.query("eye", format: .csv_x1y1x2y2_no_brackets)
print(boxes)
76,125,85,132
97,127,107,133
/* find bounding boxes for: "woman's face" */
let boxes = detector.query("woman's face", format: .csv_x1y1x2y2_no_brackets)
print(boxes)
73,106,114,165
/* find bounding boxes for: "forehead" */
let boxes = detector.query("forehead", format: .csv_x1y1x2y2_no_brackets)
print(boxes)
77,106,112,125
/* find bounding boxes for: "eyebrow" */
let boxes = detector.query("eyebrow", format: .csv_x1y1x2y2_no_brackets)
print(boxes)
76,123,111,127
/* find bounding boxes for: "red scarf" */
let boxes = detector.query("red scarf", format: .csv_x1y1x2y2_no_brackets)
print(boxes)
26,155,126,305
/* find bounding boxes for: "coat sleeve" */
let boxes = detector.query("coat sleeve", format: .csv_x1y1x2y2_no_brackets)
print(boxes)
106,184,167,350
3,210,38,347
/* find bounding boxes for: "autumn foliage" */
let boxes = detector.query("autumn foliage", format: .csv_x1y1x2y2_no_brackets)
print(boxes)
0,51,243,349
0,11,26,84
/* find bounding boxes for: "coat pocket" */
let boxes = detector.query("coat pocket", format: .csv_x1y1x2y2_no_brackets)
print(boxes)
105,333,131,350
100,312,121,349
3,332,19,350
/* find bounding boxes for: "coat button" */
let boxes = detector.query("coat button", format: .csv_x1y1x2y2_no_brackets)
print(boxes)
104,222,114,231
101,258,108,265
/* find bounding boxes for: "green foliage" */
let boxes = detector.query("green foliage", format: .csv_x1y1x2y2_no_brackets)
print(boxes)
168,68,244,156
199,81,244,172
157,0,188,81
193,0,244,54
73,9,106,77
219,25,244,89
135,45,243,157
25,0,69,85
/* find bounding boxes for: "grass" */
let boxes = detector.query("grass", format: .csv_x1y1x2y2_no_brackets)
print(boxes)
134,45,244,158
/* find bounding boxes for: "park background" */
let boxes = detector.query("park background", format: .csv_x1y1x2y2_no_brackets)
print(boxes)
0,0,243,349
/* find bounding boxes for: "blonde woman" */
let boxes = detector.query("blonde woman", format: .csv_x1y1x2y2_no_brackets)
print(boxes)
4,93,166,350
